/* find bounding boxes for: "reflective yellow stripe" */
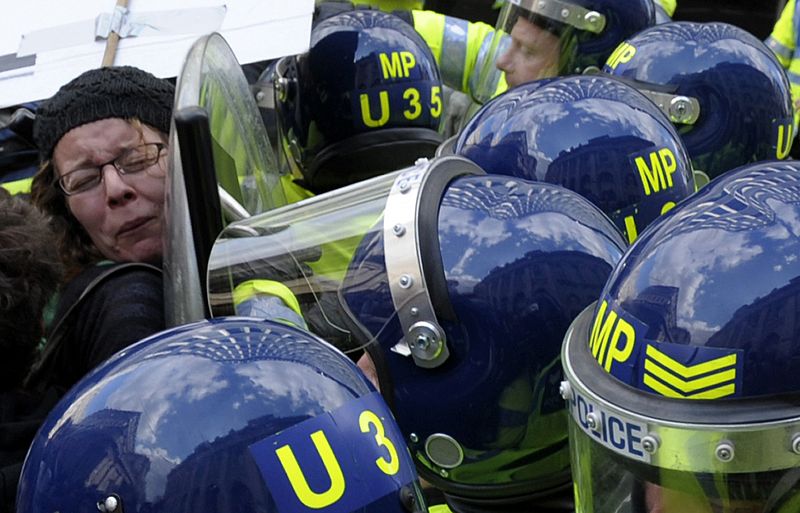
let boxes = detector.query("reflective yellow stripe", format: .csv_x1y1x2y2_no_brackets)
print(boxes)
281,174,314,204
645,343,736,377
768,0,797,68
767,35,794,62
644,359,736,392
413,10,496,95
232,279,303,318
428,504,453,513
440,16,470,91
643,374,736,399
1,176,33,195
643,344,737,399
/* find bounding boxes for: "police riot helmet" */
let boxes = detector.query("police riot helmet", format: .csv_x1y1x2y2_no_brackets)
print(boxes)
603,21,794,182
206,155,627,511
456,74,695,244
18,318,426,513
562,160,800,513
473,0,655,102
274,10,443,194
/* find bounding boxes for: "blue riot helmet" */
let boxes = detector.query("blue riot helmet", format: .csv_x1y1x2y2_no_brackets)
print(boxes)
603,21,794,183
562,161,800,513
274,10,444,194
341,171,626,511
456,74,695,244
206,156,626,511
17,318,426,513
473,0,655,102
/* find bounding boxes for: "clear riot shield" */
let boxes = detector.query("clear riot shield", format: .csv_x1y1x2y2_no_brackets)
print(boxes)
207,156,484,359
165,32,287,327
206,169,398,355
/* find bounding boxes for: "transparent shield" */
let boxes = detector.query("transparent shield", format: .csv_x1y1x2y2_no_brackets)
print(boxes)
473,27,511,104
569,420,800,513
173,32,285,215
207,170,400,354
165,32,288,327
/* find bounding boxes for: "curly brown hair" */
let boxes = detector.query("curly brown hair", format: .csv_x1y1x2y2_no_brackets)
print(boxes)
30,118,166,279
0,189,63,389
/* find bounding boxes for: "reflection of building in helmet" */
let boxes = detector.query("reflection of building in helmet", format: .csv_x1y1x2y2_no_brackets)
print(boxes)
18,318,426,513
456,74,695,244
205,157,626,511
340,173,625,510
603,22,794,181
562,161,800,513
275,10,444,194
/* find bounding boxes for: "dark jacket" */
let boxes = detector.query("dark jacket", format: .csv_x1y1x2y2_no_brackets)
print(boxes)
0,263,164,512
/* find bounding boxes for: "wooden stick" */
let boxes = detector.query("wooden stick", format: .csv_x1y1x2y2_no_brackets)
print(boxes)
101,0,130,67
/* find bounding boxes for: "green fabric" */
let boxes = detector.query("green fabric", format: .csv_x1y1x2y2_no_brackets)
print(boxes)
767,0,800,129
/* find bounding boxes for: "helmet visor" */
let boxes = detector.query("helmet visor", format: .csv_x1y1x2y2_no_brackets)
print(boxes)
569,422,800,513
207,168,398,355
563,306,800,513
207,156,484,358
474,0,608,102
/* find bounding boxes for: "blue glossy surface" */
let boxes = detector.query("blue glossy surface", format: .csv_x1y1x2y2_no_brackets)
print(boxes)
604,22,794,179
597,161,800,397
18,318,418,513
456,75,695,242
342,176,626,493
278,10,441,158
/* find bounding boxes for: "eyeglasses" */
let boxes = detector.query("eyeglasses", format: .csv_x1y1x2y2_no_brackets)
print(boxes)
57,142,167,196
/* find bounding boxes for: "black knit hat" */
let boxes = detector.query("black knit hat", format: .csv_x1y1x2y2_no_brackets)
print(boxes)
33,66,175,160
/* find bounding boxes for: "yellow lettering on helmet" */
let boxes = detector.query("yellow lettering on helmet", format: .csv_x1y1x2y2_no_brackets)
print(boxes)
403,87,422,120
606,42,637,70
777,122,793,159
660,201,676,215
623,215,638,244
590,300,617,366
590,300,637,372
275,430,346,509
431,86,442,118
359,410,400,476
379,51,416,79
380,52,403,79
400,51,416,76
657,148,676,187
636,147,678,196
360,91,390,127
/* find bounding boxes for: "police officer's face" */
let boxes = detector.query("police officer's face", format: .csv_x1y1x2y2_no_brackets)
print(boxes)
53,119,167,264
495,16,560,88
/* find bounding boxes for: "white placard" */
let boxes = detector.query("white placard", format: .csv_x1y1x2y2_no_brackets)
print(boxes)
0,0,313,108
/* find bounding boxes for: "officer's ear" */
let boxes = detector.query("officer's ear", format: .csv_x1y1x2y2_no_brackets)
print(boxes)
357,351,380,390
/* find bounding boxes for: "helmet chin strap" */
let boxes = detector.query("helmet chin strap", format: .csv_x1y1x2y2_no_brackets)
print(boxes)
763,468,800,513
382,156,484,369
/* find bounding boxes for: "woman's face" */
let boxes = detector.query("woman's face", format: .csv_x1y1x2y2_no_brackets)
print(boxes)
53,118,167,264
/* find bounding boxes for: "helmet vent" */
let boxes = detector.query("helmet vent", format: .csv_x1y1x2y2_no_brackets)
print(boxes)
425,433,464,469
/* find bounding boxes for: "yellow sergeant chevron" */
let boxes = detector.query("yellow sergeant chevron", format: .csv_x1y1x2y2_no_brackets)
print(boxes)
642,344,737,399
